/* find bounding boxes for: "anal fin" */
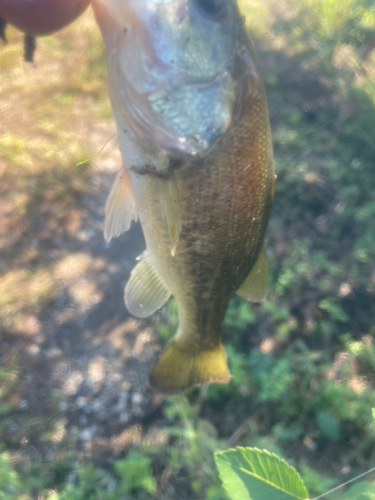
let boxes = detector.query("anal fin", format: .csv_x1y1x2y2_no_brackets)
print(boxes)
157,172,181,256
104,166,138,242
236,248,268,303
125,253,171,318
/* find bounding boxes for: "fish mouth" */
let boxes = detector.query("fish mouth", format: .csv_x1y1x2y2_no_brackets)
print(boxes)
92,0,237,157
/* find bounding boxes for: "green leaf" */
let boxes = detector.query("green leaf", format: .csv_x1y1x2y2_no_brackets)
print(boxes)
0,403,12,416
214,447,308,500
115,452,156,494
0,453,20,493
372,409,375,423
299,463,336,495
316,412,341,440
345,482,375,500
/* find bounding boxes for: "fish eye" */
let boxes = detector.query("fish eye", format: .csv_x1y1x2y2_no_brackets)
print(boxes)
193,0,227,19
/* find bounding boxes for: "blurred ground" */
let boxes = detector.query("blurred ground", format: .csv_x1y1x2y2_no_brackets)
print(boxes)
0,9,164,464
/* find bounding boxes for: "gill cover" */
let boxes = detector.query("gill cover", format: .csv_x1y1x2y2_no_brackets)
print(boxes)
92,0,256,157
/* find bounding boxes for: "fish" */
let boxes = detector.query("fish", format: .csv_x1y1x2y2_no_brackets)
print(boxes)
92,0,275,394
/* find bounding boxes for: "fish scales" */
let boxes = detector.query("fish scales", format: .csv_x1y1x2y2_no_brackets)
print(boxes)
129,83,273,392
93,0,275,394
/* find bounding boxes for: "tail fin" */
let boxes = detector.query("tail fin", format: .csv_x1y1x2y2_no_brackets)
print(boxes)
150,336,230,395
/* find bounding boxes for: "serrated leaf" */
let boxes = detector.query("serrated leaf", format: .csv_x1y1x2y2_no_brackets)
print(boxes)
214,447,308,500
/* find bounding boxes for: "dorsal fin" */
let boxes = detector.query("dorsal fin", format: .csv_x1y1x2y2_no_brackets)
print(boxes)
125,252,171,318
236,248,268,303
104,166,138,242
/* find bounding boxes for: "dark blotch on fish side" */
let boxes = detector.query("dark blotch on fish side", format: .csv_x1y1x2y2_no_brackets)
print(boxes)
129,164,169,179
169,158,187,171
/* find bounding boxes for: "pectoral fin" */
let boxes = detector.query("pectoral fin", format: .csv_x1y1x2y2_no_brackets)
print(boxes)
236,248,268,302
157,172,181,256
104,166,138,243
125,253,171,318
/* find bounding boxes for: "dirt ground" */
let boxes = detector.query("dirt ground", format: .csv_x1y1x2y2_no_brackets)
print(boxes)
0,11,166,465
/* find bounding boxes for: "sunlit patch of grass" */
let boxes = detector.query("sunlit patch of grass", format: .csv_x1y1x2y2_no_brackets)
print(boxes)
98,102,115,119
0,362,20,401
288,0,375,44
0,267,55,331
0,9,108,177
53,253,92,282
0,133,27,167
239,0,274,36
8,192,29,217
0,11,111,295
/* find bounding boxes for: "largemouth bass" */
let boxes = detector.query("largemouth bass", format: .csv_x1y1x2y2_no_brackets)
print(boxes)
92,0,275,394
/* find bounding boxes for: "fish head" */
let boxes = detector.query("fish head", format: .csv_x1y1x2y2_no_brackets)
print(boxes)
92,0,259,158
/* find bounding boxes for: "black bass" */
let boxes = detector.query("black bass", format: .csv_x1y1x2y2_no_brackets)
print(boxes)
92,0,275,394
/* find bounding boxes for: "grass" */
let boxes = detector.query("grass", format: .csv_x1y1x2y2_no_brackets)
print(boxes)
0,8,114,327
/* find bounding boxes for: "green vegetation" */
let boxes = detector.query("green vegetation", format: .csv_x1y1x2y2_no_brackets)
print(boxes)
0,451,156,499
1,0,375,499
215,447,308,500
215,447,375,500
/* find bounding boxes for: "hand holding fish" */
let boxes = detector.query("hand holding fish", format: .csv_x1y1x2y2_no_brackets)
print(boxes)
0,0,90,37
0,0,90,61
